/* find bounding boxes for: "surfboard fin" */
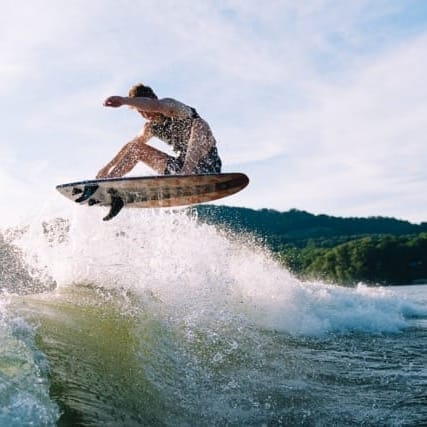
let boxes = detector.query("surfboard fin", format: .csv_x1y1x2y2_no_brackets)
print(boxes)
75,184,99,203
103,195,125,221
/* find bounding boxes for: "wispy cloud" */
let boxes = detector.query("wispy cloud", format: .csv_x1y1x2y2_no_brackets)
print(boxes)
1,1,427,225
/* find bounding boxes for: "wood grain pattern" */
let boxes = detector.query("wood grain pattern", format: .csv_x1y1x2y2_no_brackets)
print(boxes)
56,173,249,209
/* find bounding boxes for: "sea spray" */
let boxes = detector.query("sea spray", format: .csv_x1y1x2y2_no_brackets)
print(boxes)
0,300,60,426
0,232,55,295
8,207,421,336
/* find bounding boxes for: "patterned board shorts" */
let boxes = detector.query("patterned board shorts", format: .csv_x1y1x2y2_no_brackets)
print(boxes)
164,146,222,175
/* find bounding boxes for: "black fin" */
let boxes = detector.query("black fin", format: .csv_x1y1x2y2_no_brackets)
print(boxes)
75,184,99,203
103,196,124,221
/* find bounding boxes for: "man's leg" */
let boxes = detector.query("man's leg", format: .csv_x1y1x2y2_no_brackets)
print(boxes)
107,143,171,177
180,120,215,174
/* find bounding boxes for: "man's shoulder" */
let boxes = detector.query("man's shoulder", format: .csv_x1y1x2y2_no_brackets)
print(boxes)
160,98,194,118
160,97,185,107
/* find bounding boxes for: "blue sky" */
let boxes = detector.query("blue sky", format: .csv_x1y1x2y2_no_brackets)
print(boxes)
1,0,427,226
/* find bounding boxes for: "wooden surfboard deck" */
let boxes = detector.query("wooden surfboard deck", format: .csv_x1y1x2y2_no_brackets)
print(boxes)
56,173,249,221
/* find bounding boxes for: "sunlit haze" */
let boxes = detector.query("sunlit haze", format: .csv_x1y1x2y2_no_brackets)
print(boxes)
2,1,427,225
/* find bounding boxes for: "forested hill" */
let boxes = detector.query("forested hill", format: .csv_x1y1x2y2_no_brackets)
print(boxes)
194,206,427,286
194,206,427,246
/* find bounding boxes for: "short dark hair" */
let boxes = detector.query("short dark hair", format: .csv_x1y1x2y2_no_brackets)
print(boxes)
128,84,158,99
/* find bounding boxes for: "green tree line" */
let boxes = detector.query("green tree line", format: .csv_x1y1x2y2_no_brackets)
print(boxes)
194,206,427,286
278,234,427,286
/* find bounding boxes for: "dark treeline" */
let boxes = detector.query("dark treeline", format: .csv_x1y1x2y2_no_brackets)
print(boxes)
194,206,427,286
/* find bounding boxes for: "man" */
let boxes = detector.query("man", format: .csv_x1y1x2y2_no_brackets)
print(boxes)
96,84,222,178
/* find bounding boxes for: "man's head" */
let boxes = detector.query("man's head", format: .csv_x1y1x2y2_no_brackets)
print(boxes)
128,84,158,99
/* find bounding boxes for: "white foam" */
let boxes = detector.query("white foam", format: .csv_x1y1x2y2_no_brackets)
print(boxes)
11,207,424,336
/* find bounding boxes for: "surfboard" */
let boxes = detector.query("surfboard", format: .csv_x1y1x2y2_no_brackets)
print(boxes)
56,173,249,221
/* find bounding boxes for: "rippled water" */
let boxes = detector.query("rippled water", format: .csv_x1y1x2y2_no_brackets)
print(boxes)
0,208,426,426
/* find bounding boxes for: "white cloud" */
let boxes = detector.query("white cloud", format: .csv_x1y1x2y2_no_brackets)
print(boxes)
231,31,427,222
1,0,427,225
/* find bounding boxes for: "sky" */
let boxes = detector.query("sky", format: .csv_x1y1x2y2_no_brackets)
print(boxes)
1,0,427,226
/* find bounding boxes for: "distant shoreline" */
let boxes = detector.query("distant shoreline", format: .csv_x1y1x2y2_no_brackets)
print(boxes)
194,206,427,288
387,281,427,287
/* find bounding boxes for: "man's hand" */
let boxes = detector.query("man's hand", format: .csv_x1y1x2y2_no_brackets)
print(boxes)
104,96,125,108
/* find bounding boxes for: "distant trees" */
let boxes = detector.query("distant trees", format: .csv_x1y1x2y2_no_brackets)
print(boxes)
279,234,427,286
194,206,427,286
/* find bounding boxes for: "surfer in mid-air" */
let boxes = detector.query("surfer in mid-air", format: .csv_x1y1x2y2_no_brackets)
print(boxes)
96,84,222,178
